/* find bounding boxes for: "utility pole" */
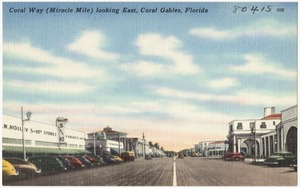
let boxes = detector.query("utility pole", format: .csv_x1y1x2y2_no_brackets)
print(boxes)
251,122,256,162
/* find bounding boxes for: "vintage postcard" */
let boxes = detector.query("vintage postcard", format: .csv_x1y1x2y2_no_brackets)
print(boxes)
2,1,298,186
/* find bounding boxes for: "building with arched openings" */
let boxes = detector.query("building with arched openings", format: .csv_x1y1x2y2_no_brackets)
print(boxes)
227,107,281,157
276,105,297,156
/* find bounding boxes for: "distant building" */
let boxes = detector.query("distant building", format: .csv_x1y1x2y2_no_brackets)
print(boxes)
227,107,281,157
85,126,127,156
86,127,156,159
196,140,227,157
207,141,228,156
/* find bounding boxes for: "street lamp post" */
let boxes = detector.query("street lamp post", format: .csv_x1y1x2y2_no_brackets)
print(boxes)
250,122,256,162
21,106,32,160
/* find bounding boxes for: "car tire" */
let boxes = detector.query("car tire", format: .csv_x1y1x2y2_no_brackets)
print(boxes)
278,161,284,167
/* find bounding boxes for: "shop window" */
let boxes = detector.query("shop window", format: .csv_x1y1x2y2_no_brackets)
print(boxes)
237,123,243,130
35,141,58,147
3,138,22,144
68,144,77,148
3,138,31,145
260,122,266,128
79,145,83,148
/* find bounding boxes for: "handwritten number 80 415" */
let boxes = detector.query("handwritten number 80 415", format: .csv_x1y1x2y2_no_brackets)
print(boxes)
233,6,284,14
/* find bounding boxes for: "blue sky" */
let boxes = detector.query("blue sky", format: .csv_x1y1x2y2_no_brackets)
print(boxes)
2,2,297,151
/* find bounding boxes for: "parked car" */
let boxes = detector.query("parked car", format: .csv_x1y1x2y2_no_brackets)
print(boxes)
178,153,184,159
64,156,84,168
106,155,123,163
56,156,75,171
291,159,297,171
84,155,101,166
121,151,135,161
191,153,200,157
27,156,67,175
87,155,106,165
264,151,296,167
2,159,18,180
74,156,94,167
145,155,153,160
223,152,245,161
4,157,41,178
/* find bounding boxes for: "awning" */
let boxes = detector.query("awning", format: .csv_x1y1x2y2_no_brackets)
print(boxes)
2,145,91,155
110,147,125,155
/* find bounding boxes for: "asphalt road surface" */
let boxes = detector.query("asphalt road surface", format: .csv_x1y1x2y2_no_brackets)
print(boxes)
4,157,297,186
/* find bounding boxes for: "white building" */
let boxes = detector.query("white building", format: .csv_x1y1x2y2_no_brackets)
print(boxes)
85,126,126,157
207,141,228,156
2,114,89,158
276,105,297,156
197,141,213,156
227,107,281,157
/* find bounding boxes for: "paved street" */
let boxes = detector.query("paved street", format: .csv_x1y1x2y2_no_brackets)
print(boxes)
5,157,297,186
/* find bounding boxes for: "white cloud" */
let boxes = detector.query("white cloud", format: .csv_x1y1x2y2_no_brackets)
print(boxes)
67,31,119,61
3,42,104,80
209,77,239,89
230,54,297,80
190,19,296,40
122,33,200,76
190,28,232,40
153,86,296,107
121,60,167,77
5,80,94,93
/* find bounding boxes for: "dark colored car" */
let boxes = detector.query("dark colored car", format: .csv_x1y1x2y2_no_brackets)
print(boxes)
84,155,101,166
64,156,84,168
264,151,296,167
27,156,67,175
4,157,41,178
56,156,75,171
223,152,245,161
88,155,106,164
178,153,184,159
291,159,297,171
145,155,152,160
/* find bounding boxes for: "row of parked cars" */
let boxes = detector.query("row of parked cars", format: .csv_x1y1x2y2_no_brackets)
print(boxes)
222,151,297,171
3,151,136,181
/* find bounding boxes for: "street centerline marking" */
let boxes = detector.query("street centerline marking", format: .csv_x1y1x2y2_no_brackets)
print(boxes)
173,156,177,186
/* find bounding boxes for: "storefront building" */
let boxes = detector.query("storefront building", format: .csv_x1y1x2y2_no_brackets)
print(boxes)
85,126,126,157
2,114,89,158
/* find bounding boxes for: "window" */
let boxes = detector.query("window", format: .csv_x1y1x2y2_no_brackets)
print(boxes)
68,144,77,148
3,138,31,145
35,141,58,147
237,123,243,130
260,122,266,128
273,121,276,125
230,124,233,131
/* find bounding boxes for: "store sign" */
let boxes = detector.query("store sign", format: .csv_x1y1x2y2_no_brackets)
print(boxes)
56,117,68,146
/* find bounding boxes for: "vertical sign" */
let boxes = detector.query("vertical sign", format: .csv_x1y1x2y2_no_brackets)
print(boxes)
56,117,68,146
